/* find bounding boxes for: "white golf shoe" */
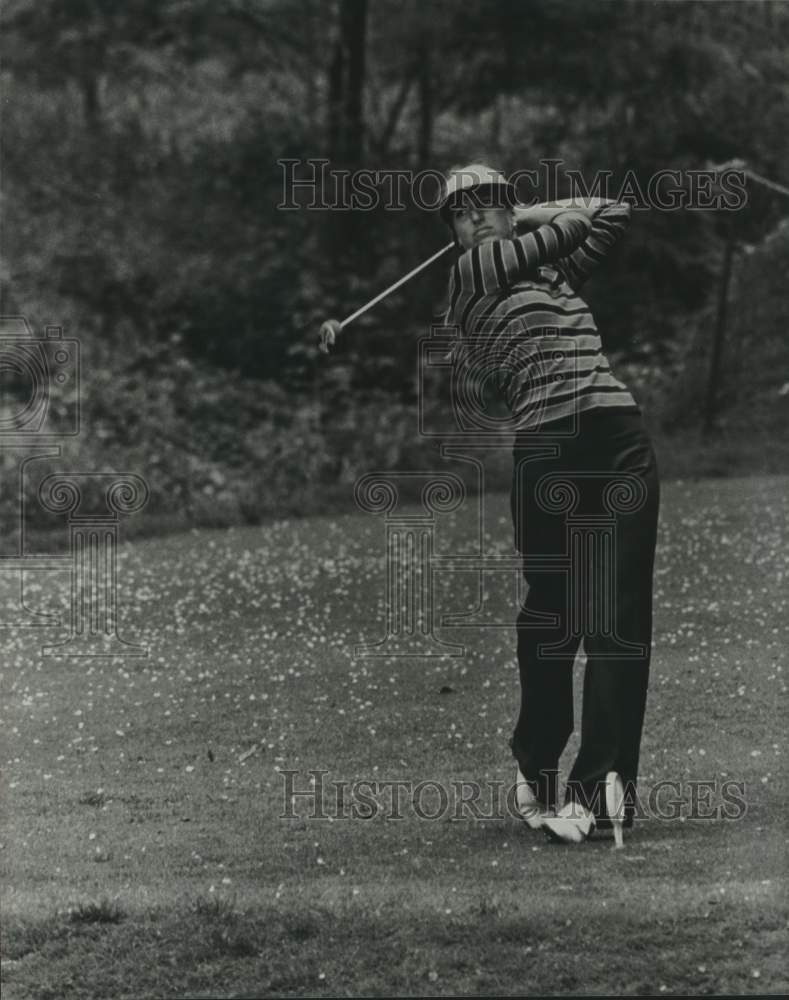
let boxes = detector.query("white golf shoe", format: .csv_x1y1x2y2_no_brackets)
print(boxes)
540,800,596,844
541,773,627,847
605,771,626,849
515,769,552,829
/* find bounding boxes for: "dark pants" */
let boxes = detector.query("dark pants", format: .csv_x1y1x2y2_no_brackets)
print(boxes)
510,409,660,823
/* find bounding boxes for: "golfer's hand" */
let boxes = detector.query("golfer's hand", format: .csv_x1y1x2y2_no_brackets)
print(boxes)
318,319,341,354
512,203,540,230
514,203,587,228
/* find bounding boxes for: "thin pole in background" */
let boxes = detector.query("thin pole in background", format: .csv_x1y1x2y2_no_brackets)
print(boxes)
702,162,789,435
703,226,736,436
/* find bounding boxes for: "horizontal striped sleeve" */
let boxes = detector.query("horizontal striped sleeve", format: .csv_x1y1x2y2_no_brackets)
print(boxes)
441,245,640,431
500,238,519,277
445,263,460,323
456,212,591,297
559,202,631,291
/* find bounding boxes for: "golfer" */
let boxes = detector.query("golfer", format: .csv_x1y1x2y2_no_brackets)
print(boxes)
439,164,660,844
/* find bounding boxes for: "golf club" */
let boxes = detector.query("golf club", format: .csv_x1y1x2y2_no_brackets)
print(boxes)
318,241,455,353
318,159,789,356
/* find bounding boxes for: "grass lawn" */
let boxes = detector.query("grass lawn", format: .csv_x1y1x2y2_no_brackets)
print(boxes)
1,474,787,998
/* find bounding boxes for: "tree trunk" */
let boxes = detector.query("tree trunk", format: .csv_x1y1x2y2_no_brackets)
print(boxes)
374,69,416,159
417,42,433,167
327,20,344,162
327,0,368,165
302,0,319,134
703,230,736,435
340,0,368,165
81,73,101,135
489,94,502,157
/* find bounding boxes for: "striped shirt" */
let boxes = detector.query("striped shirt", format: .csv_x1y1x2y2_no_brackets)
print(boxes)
442,203,639,431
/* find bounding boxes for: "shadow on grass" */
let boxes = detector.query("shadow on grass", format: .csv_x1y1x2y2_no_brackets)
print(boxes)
2,895,786,999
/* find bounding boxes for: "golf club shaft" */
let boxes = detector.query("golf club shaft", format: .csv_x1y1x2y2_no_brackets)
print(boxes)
339,242,455,329
744,167,789,200
333,161,789,336
711,159,789,201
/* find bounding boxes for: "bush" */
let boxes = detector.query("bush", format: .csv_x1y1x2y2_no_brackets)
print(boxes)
7,333,452,538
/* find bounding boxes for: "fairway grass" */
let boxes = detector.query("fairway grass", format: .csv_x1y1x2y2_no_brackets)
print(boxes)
2,475,787,998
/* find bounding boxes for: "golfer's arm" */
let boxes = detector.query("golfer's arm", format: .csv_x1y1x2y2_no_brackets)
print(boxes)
456,212,591,294
515,198,614,227
556,201,632,290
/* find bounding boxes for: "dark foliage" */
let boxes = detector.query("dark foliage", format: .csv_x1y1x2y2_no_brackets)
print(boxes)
1,0,787,529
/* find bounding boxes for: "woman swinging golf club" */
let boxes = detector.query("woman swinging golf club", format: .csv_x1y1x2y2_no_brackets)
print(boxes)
437,163,660,846
319,162,660,845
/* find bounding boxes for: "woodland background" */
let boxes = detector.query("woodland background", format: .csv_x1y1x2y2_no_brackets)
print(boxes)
2,0,788,535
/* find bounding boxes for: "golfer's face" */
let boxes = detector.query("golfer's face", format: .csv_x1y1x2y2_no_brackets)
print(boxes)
452,196,513,250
